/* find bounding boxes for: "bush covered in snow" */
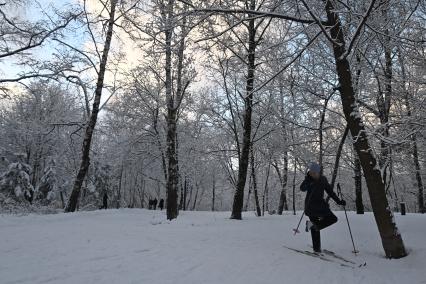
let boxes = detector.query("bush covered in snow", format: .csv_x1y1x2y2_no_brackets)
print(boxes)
36,158,58,203
0,160,34,203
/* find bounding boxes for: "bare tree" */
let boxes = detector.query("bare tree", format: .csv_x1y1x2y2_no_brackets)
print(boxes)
65,0,118,212
0,1,78,90
317,0,407,258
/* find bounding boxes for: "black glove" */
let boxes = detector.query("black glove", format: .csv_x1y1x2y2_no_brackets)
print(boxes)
337,199,346,206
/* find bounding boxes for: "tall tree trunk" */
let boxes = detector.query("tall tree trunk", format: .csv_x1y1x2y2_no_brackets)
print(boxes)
398,50,425,213
153,107,168,183
165,106,179,219
325,124,349,204
277,82,289,214
116,163,123,209
276,152,289,214
164,0,188,220
354,146,364,214
230,2,256,219
186,184,192,210
330,125,349,190
183,177,187,211
412,141,424,213
211,174,216,211
377,2,392,186
250,145,262,216
324,0,406,258
244,175,252,212
65,0,117,212
292,158,297,215
191,184,199,211
318,96,331,174
264,162,271,213
352,53,365,214
141,179,146,208
60,192,65,209
164,2,189,220
179,182,184,210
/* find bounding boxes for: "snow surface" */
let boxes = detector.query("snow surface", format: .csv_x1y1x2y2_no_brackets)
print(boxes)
0,209,425,284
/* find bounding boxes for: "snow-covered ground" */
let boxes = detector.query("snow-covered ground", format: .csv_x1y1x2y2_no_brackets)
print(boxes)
0,209,425,284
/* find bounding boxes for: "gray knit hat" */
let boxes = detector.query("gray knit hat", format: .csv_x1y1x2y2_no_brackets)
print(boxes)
307,162,321,174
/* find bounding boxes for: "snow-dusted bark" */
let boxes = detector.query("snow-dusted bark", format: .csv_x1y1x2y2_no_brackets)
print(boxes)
353,146,364,214
230,0,257,220
398,51,425,213
275,153,289,214
323,0,406,258
249,145,261,217
163,1,191,220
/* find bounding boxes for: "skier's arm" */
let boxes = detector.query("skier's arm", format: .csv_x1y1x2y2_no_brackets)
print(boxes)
300,176,311,192
322,177,340,203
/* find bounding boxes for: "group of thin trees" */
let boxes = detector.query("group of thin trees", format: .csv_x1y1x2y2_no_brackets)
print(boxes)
1,0,425,258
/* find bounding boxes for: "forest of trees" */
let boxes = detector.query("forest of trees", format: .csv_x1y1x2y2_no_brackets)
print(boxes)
0,0,425,258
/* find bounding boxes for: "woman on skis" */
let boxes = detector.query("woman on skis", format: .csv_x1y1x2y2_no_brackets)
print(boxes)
300,162,346,253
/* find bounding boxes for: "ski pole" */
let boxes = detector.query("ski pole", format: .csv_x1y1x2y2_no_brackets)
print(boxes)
293,211,305,235
337,183,359,254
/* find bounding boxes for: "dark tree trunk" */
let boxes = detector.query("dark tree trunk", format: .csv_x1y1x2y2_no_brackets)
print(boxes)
116,163,123,209
330,125,349,190
318,96,331,174
277,83,289,214
164,0,188,220
250,146,262,217
179,182,184,210
186,184,192,210
374,3,393,187
183,177,187,211
60,192,65,209
211,174,216,211
325,124,349,204
398,51,424,213
244,176,252,212
230,5,256,219
166,106,179,219
164,0,175,218
191,185,199,211
292,158,297,215
324,0,406,258
153,107,168,183
276,152,289,214
353,145,364,214
264,162,271,213
140,179,146,208
413,141,424,213
65,0,117,212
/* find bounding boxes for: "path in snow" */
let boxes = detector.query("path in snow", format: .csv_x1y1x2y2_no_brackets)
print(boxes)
0,209,425,284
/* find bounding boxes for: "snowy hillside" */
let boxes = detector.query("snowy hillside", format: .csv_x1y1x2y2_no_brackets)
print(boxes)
1,209,425,284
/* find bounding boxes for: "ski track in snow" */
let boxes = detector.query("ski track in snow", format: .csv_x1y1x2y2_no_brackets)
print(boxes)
0,209,425,284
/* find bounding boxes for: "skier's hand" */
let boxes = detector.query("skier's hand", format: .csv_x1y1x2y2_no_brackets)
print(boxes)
337,199,346,206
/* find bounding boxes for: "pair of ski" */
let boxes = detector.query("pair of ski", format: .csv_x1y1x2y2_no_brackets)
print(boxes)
284,246,367,268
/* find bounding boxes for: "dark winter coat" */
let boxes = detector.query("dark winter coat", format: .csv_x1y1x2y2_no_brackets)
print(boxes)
300,175,340,217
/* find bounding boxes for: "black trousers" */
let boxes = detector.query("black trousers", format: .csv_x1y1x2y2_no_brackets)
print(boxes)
309,213,338,252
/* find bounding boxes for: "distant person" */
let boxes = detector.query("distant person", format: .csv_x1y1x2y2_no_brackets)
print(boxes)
148,199,153,210
153,198,158,210
300,162,346,253
159,199,164,210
